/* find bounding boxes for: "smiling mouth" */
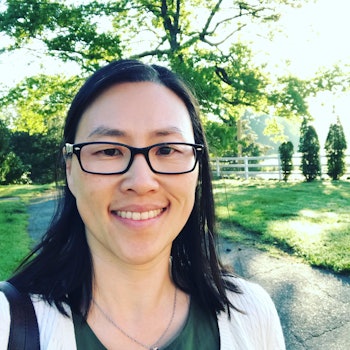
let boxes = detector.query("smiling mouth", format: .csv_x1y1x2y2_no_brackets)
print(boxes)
114,208,164,221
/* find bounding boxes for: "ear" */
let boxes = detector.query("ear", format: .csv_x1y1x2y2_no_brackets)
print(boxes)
63,147,75,196
63,146,71,173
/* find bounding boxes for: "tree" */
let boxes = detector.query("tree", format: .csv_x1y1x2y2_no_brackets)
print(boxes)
0,120,29,184
0,119,11,181
298,120,321,182
278,141,294,182
3,0,349,185
204,120,238,157
0,74,81,183
11,130,61,183
204,113,268,158
0,74,81,135
325,117,347,180
0,119,10,162
0,0,315,149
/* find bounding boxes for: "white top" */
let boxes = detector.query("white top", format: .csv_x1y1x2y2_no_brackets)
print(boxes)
0,278,285,350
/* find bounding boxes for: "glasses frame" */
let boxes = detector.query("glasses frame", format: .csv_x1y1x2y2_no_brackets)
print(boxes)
65,141,204,175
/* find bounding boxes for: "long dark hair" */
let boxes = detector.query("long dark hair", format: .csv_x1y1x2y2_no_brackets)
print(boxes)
10,60,240,317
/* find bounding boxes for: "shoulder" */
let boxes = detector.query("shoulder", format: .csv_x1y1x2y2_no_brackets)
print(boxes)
0,292,76,349
227,276,277,314
218,277,285,350
31,295,76,349
0,292,11,347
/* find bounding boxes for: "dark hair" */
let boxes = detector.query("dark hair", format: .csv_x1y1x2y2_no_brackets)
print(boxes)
11,60,240,316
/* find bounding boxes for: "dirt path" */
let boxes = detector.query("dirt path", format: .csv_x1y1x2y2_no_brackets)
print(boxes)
27,192,58,243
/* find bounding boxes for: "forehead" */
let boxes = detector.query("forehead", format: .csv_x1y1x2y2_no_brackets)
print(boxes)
75,82,194,142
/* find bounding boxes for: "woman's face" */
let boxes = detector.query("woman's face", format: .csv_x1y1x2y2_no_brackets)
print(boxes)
66,82,199,267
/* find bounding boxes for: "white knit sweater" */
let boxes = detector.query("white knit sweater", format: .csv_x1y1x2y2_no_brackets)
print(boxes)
0,278,285,350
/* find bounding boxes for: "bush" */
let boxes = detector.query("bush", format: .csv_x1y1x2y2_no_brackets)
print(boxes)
0,120,27,184
278,141,294,182
0,152,28,184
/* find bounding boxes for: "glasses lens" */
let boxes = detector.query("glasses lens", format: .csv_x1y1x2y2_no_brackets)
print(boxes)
149,143,196,174
77,142,199,175
80,143,131,174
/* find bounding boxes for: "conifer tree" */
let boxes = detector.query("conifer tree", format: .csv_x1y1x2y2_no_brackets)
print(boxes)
279,141,294,182
299,119,321,182
325,117,347,180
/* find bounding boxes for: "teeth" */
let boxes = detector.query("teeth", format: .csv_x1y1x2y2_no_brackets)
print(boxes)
116,209,163,221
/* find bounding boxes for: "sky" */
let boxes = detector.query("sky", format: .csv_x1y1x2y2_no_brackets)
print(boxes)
0,0,349,149
253,0,350,147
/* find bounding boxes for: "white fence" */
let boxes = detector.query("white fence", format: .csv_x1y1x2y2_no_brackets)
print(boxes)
211,154,350,180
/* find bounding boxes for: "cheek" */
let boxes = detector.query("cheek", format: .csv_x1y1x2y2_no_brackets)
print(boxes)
66,159,92,199
67,163,111,206
179,173,198,208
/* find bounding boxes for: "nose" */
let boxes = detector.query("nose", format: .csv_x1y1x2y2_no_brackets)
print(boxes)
119,153,159,194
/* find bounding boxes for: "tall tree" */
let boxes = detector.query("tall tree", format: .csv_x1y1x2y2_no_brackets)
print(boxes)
299,120,321,182
325,117,347,180
278,141,294,182
298,117,308,152
0,0,314,132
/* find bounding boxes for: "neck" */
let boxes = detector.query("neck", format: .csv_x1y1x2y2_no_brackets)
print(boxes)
87,252,190,350
91,251,174,313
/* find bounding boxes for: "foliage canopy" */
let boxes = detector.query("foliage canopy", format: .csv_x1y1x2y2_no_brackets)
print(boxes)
0,0,317,125
1,0,348,183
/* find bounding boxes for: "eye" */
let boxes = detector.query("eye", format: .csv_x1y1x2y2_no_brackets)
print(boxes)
101,148,123,157
91,146,126,158
156,145,174,156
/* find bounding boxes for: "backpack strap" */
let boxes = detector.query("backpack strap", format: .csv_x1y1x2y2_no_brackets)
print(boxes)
0,281,40,350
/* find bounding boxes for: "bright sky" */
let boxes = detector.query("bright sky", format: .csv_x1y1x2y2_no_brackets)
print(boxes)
256,0,350,147
0,0,349,148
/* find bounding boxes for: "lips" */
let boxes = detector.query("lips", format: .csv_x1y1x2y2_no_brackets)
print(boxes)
114,208,164,221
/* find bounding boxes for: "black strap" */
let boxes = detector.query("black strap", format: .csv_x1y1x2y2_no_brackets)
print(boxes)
0,281,40,350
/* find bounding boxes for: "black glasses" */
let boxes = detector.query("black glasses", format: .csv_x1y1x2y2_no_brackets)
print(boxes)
65,142,204,175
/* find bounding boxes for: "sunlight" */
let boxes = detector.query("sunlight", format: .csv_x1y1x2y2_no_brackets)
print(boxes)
299,209,338,221
277,220,323,239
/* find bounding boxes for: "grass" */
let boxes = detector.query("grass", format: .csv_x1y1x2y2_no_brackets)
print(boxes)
0,183,56,200
0,181,349,278
213,179,350,274
0,184,56,280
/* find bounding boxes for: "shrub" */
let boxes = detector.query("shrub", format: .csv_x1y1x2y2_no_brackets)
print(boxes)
299,121,321,182
278,141,294,182
0,152,28,184
325,118,347,180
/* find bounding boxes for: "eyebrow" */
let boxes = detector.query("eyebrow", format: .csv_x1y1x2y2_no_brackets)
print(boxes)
88,126,125,138
87,126,186,138
151,126,185,137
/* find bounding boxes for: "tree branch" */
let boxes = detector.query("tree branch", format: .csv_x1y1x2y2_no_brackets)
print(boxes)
201,23,247,46
199,0,223,41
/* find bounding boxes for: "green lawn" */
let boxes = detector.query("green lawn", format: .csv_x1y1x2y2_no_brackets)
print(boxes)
214,179,350,274
0,181,349,279
0,184,55,280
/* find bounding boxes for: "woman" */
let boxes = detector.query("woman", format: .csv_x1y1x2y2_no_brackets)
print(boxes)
0,60,285,349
